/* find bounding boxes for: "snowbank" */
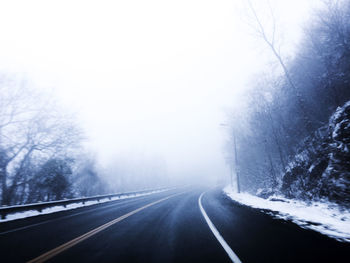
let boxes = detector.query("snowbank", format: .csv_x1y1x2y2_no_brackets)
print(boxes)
224,186,350,242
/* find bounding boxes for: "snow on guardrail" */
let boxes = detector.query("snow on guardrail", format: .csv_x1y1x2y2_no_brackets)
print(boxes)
0,187,172,222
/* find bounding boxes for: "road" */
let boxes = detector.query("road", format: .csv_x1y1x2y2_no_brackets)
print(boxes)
0,187,349,263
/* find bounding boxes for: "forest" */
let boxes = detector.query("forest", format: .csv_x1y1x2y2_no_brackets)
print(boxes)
227,0,350,207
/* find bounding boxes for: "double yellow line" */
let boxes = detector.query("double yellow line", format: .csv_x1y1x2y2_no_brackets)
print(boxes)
27,193,179,263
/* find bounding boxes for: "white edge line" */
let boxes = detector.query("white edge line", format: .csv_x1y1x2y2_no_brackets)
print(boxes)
198,192,242,263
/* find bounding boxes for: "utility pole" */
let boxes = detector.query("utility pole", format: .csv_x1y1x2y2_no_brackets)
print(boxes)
234,134,241,193
230,163,233,188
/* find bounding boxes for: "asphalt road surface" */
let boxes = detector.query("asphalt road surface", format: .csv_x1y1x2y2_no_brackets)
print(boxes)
0,187,349,263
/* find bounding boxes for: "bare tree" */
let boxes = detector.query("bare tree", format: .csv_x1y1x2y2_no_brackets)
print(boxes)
244,0,313,132
72,154,107,197
0,75,82,205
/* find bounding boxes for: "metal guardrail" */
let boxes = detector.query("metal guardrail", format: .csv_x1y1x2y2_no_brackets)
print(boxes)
0,188,168,220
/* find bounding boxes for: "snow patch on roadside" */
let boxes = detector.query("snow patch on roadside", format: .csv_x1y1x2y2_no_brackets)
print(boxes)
0,189,168,223
224,185,350,243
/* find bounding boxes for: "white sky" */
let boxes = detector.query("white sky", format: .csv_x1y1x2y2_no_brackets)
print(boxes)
0,0,317,184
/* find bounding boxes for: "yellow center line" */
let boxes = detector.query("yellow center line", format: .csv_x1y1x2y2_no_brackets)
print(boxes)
27,192,182,263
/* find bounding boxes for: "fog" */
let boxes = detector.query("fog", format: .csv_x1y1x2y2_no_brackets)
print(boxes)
0,0,316,188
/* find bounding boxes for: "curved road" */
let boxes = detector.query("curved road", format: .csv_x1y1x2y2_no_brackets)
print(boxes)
0,187,349,262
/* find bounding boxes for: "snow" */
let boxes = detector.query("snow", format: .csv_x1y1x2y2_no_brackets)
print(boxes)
0,189,169,222
224,185,350,243
308,164,315,173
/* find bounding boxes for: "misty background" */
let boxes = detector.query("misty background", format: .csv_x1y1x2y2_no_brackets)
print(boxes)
0,0,334,205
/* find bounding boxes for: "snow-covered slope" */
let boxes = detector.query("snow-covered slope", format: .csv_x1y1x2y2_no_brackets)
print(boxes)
281,100,350,207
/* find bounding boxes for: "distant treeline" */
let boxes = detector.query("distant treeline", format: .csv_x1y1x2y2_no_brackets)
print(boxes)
227,1,350,194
